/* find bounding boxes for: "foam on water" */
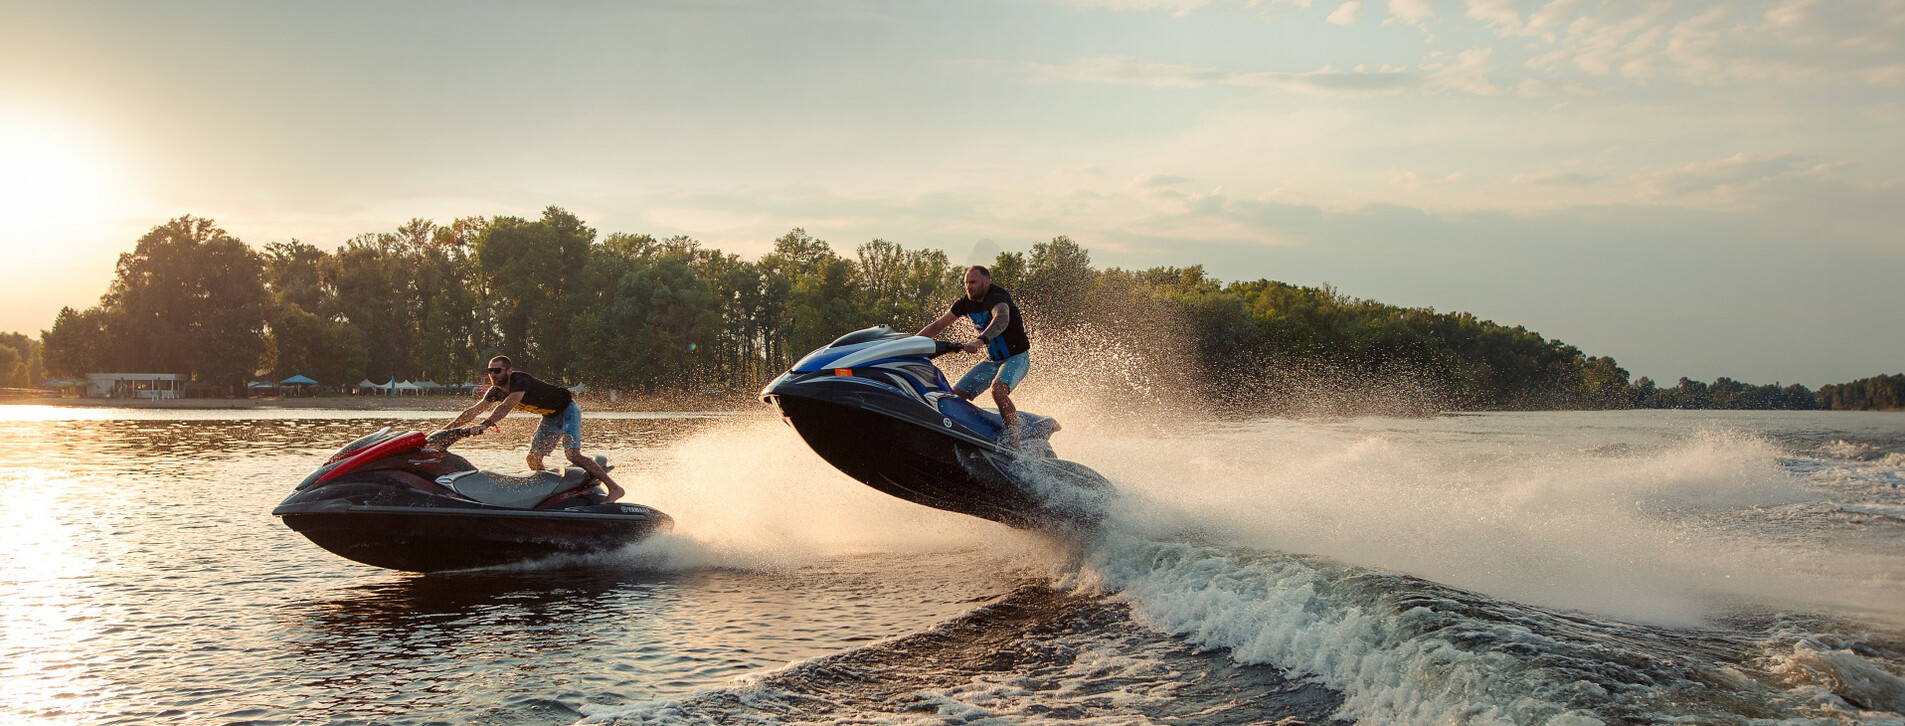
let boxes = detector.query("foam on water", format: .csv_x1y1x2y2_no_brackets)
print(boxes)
1058,529,1905,724
584,580,1344,725
598,414,1035,571
1046,414,1905,628
1077,536,1601,725
562,408,1905,725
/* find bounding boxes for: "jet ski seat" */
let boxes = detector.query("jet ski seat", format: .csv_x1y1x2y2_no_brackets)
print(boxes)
438,456,611,508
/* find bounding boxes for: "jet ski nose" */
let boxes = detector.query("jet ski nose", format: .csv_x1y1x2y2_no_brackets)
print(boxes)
759,371,800,403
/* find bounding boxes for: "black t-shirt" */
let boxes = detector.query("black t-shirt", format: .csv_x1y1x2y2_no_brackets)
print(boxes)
483,371,574,417
950,284,1031,361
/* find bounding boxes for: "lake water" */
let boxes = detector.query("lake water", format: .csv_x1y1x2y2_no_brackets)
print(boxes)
2,406,1903,724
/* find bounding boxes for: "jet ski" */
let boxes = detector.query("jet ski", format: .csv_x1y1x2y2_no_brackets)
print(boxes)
272,427,672,572
761,326,1112,529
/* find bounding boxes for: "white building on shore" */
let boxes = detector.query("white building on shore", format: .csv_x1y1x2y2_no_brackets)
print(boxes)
85,373,188,399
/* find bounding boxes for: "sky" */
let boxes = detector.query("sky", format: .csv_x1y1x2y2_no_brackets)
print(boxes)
1,0,1900,386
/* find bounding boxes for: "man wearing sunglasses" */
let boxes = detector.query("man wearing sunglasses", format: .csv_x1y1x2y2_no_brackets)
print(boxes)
448,355,627,502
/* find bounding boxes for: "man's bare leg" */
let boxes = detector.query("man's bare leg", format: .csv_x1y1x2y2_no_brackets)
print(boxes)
567,448,626,502
992,381,1021,451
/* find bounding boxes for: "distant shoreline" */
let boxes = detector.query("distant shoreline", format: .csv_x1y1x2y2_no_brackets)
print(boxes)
0,391,759,413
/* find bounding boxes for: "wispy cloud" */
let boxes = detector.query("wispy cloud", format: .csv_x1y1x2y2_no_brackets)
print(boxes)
992,56,1427,94
1037,0,1217,15
1631,151,1812,205
1386,0,1436,25
1133,173,1193,187
993,50,1535,97
1507,1,1905,85
1327,1,1363,25
1511,170,1603,187
1035,0,1317,16
1461,0,1526,31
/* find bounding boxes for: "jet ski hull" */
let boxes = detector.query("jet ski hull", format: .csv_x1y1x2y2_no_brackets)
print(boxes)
767,385,1107,530
274,429,673,573
276,497,672,573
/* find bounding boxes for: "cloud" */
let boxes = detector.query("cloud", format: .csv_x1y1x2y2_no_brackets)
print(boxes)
1034,0,1321,17
1327,1,1363,25
1631,151,1807,204
1386,0,1435,25
1007,55,1423,93
1510,170,1602,187
1031,0,1904,89
1133,173,1192,187
1462,0,1525,31
1037,0,1216,13
999,55,1459,94
1510,1,1905,86
1426,47,1505,95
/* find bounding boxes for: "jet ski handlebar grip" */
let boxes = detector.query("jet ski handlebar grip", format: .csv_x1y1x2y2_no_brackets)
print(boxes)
931,340,964,358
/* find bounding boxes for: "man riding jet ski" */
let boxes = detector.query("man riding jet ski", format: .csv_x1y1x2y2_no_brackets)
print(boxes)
273,427,672,572
761,326,1112,530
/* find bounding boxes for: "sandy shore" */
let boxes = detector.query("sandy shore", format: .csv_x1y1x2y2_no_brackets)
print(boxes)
0,391,758,412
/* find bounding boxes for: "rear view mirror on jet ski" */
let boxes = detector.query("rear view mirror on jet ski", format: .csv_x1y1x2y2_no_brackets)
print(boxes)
761,326,1113,530
272,427,672,572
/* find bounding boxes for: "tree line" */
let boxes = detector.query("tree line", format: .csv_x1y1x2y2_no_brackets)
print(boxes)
1817,374,1905,411
15,209,1896,412
0,333,44,390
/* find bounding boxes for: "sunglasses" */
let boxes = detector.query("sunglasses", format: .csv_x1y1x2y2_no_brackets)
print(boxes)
486,368,506,374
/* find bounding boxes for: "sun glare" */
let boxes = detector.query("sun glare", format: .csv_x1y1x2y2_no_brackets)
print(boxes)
0,112,123,244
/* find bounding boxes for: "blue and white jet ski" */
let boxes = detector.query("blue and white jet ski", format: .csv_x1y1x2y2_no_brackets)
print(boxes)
761,326,1111,529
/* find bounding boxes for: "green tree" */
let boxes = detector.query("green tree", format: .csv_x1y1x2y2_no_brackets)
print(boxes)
694,251,770,386
1819,374,1904,410
95,217,269,392
262,240,328,313
42,306,122,377
1019,236,1096,329
855,239,958,329
787,255,861,355
0,340,24,387
989,251,1026,291
0,332,45,388
571,249,718,390
326,234,418,382
475,207,595,380
756,228,844,368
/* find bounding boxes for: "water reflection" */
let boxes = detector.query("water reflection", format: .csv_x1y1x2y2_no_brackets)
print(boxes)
274,570,688,722
0,414,732,484
0,410,781,725
0,409,1025,724
292,569,678,626
0,467,115,726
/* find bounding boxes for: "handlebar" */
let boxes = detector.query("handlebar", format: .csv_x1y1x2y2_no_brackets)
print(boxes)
425,426,479,450
930,339,965,358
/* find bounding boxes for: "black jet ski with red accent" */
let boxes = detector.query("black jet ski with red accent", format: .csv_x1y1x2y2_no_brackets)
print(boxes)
272,427,672,572
761,326,1112,530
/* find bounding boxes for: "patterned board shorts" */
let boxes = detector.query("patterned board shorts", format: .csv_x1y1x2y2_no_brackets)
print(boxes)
529,402,584,457
954,351,1031,399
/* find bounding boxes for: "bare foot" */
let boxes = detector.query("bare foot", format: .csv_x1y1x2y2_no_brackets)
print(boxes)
603,483,626,503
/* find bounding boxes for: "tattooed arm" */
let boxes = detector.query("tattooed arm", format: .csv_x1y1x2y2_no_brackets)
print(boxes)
978,302,1010,341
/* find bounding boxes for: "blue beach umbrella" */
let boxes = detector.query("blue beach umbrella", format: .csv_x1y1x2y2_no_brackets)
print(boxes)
279,374,319,385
